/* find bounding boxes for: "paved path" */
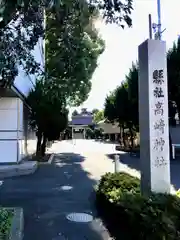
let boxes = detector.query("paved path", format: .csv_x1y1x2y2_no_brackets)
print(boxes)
0,140,117,240
1,139,179,239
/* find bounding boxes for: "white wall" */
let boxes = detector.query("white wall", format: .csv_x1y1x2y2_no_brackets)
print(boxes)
0,98,22,163
98,122,120,134
0,97,37,163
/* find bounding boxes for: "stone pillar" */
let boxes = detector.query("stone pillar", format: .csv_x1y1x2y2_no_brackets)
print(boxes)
138,39,170,194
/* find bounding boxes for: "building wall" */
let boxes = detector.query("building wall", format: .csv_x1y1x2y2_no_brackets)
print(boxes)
0,97,36,163
73,132,84,139
97,121,120,134
0,98,23,163
72,115,93,125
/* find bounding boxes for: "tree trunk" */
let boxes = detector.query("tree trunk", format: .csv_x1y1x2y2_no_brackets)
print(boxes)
129,126,134,149
119,124,122,146
122,124,126,147
36,130,42,156
41,134,47,157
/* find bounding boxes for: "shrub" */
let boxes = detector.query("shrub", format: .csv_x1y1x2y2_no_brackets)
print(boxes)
0,208,13,239
96,172,180,240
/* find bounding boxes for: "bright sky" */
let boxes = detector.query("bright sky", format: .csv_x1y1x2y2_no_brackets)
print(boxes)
70,0,180,115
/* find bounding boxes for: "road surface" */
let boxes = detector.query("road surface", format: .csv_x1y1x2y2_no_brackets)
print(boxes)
0,140,178,239
0,140,121,240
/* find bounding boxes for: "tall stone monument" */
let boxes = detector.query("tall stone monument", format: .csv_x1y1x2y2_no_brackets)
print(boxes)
138,39,170,194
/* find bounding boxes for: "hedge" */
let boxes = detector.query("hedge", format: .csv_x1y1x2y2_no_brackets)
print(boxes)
0,208,13,239
96,172,180,240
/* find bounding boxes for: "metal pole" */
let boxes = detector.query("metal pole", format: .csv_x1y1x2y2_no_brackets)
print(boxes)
157,0,162,40
148,14,152,39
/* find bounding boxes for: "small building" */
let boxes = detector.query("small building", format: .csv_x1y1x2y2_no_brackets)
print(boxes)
97,119,120,141
70,109,93,139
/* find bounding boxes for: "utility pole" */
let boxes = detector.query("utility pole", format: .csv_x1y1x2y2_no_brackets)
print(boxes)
157,0,162,40
148,14,152,39
151,0,166,40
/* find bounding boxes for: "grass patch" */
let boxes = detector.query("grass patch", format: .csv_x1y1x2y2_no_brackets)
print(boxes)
0,208,14,239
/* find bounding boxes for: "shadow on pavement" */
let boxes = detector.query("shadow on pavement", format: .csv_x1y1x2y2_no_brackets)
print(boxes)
0,152,109,240
107,152,180,191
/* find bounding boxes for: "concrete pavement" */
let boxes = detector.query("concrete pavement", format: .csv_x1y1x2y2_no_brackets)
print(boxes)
1,139,179,239
0,161,38,179
0,140,115,240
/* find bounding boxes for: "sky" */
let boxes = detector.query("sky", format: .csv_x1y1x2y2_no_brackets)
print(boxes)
70,0,180,115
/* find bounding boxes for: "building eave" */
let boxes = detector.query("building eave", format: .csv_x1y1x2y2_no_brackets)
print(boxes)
0,85,31,110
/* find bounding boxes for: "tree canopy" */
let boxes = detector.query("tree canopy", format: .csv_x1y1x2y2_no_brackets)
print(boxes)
46,2,105,105
1,0,134,156
0,1,133,28
167,38,180,118
27,77,68,156
93,109,104,123
0,0,133,88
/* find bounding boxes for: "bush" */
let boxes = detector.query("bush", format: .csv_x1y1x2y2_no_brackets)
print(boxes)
0,208,13,239
96,172,180,240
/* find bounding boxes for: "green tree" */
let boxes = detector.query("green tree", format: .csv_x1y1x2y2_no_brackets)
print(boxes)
166,39,180,159
46,2,105,105
86,127,95,139
126,63,139,130
27,78,68,156
104,89,126,145
0,4,43,87
0,1,133,28
72,110,79,116
93,109,104,123
92,108,99,115
104,64,138,147
104,91,117,122
114,83,130,146
167,38,180,118
0,0,133,88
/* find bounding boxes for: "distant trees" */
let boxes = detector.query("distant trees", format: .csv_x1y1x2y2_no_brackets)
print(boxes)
167,38,180,121
104,38,180,149
93,109,104,123
72,110,79,116
104,64,138,147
